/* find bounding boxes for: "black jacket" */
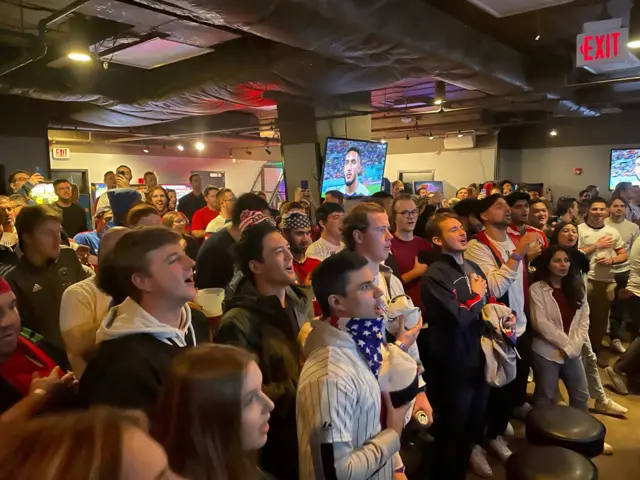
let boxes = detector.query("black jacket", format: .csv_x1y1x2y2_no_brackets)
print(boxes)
215,278,312,480
5,248,88,366
421,253,487,378
79,306,209,412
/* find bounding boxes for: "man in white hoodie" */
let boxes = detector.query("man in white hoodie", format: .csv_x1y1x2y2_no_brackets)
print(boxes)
298,251,412,480
79,226,209,411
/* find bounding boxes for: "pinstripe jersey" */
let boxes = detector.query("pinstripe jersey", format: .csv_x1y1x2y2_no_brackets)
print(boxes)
297,321,399,480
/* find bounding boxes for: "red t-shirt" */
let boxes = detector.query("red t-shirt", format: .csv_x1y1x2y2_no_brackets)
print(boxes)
390,235,431,309
552,287,576,334
293,257,321,286
191,207,219,231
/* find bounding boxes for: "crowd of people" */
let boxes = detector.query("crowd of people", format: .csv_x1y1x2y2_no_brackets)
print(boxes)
0,167,638,480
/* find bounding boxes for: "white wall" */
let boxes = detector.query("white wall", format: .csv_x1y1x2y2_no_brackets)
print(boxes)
384,148,497,198
50,151,266,194
499,144,627,199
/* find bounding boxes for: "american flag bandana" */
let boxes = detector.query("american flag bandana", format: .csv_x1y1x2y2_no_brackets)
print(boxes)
332,317,385,378
239,210,276,233
282,212,311,230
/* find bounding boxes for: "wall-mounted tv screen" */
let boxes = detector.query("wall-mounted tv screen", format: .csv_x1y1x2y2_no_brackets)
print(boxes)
321,137,388,198
610,149,640,190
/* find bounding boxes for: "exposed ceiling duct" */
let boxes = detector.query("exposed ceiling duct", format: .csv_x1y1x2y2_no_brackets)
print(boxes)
0,0,602,128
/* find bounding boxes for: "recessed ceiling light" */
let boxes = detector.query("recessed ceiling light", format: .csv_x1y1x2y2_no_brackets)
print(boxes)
195,141,205,151
68,52,91,62
143,148,149,153
535,34,541,41
380,137,387,144
549,129,558,137
176,144,184,151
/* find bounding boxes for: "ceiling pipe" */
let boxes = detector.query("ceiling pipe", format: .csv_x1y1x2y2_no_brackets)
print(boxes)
0,0,93,78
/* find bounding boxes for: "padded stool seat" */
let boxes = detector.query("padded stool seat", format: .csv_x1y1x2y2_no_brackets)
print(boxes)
526,404,605,458
506,446,597,480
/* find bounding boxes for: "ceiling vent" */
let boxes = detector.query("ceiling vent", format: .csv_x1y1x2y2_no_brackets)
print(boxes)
466,0,575,17
99,38,212,70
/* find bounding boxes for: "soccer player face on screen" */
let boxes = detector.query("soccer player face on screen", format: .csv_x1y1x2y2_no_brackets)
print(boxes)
343,149,362,187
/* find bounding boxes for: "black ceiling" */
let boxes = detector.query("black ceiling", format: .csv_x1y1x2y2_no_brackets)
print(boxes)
0,0,639,143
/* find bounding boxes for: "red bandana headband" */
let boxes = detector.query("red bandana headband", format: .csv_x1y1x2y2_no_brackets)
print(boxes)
0,277,12,294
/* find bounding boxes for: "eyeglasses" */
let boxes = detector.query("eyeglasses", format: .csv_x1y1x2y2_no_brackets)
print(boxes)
396,209,418,218
173,219,186,225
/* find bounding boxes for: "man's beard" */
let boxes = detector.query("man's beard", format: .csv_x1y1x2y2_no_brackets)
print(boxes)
344,174,355,187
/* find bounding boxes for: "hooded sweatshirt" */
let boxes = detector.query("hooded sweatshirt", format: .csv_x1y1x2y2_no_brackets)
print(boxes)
215,278,312,480
297,320,400,480
79,297,205,412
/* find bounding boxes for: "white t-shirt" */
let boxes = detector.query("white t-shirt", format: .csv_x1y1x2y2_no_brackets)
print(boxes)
578,223,625,282
626,237,640,296
605,218,639,274
338,181,370,197
306,237,344,261
205,214,230,233
464,236,527,337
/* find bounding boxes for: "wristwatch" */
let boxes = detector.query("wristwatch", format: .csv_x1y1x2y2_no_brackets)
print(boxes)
510,252,523,262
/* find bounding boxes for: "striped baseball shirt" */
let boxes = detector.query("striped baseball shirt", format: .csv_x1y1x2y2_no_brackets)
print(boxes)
297,320,400,480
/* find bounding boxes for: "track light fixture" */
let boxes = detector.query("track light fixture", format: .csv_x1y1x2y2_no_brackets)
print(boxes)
405,133,410,141
195,141,205,151
549,129,558,137
434,80,446,106
176,144,184,151
428,132,435,140
228,149,234,158
457,131,464,138
381,137,387,144
143,147,149,153
266,147,272,155
246,148,252,155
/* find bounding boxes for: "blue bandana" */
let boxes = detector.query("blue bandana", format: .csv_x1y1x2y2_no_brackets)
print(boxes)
342,317,385,378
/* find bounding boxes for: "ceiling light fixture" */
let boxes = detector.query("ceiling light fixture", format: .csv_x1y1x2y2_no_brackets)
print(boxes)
457,131,464,138
246,148,252,155
405,133,410,141
143,147,149,153
380,137,387,144
628,40,640,49
68,52,91,62
195,141,205,151
266,147,272,155
549,129,558,137
428,132,435,140
232,157,237,163
433,80,446,106
535,34,541,41
176,144,184,151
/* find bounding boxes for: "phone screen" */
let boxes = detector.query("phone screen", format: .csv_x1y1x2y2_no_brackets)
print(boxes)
301,180,309,190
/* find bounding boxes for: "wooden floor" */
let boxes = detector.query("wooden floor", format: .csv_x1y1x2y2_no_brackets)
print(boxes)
469,349,640,479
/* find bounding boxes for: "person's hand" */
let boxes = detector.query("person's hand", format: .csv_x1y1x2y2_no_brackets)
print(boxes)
29,367,78,397
394,473,408,480
516,232,541,255
412,391,434,427
28,172,44,186
596,256,614,266
395,315,423,348
75,244,90,265
504,313,517,328
469,272,487,298
383,392,412,438
527,240,543,261
596,236,613,251
412,257,428,277
116,174,129,188
294,187,303,202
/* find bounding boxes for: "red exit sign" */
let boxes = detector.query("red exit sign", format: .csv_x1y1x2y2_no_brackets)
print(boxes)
51,147,70,159
576,22,629,68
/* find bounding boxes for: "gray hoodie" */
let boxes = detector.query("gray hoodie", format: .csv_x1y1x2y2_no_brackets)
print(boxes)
97,297,196,347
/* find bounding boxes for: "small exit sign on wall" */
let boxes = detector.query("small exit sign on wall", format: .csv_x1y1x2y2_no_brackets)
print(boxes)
51,147,70,159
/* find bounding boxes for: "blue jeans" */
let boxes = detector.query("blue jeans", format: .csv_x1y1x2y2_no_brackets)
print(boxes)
532,352,589,411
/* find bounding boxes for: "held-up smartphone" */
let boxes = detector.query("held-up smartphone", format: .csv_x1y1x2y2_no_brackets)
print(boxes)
300,180,309,190
480,188,487,196
116,169,127,177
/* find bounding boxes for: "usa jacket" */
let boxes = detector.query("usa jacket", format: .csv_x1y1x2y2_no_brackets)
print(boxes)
421,253,487,378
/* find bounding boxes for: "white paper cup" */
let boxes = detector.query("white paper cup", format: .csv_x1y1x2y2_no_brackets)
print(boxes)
196,288,225,317
402,307,421,330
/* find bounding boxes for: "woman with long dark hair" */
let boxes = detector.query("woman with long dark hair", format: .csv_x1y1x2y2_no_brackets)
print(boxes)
549,222,627,421
530,245,590,410
153,344,275,480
